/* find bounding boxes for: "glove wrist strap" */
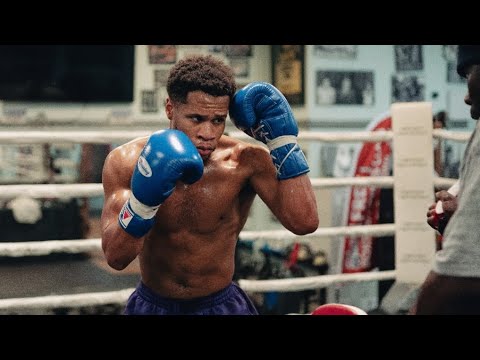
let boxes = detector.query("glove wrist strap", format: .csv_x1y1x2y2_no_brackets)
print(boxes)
266,135,297,151
118,197,158,238
271,143,310,180
129,192,160,219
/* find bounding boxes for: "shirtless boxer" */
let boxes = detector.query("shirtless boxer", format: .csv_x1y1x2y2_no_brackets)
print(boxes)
100,55,319,315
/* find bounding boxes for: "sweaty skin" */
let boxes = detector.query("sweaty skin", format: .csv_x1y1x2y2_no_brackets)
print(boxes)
101,91,318,299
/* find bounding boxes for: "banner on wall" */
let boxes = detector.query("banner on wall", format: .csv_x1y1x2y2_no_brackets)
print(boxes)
331,111,392,273
329,111,392,310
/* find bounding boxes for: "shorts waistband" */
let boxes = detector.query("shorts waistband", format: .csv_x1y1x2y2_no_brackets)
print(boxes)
136,281,235,313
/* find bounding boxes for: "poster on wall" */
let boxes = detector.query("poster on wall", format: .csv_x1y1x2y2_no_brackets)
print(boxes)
391,74,425,102
315,70,374,106
148,45,177,64
313,45,357,59
230,58,250,78
271,45,305,106
141,90,158,113
394,45,423,71
224,45,252,57
154,69,169,89
177,47,209,60
208,45,224,53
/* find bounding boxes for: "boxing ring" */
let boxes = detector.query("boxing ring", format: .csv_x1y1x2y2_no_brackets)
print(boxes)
0,104,470,313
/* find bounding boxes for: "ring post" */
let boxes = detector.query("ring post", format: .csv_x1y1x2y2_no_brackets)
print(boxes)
381,102,437,314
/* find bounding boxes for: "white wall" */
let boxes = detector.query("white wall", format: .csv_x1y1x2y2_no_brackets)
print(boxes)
305,45,472,129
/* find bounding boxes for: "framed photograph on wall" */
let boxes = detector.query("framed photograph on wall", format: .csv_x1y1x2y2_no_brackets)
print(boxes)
177,47,208,60
230,58,250,78
141,90,158,113
154,69,169,89
394,45,423,71
271,45,305,106
208,45,224,53
315,70,374,106
391,74,425,102
148,45,177,64
224,45,252,57
313,45,357,59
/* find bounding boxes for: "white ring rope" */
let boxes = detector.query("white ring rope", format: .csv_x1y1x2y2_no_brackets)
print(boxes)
241,224,396,240
0,131,153,145
312,176,393,188
0,224,396,258
0,270,398,310
433,128,472,142
0,239,101,257
434,177,459,189
238,270,397,292
0,177,458,200
0,288,135,310
0,270,398,311
0,128,469,145
0,183,104,199
0,130,395,144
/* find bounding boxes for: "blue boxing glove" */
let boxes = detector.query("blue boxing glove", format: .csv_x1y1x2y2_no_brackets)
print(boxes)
229,82,309,180
118,129,204,238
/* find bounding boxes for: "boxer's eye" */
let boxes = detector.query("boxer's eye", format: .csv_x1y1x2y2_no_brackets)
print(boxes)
213,118,225,125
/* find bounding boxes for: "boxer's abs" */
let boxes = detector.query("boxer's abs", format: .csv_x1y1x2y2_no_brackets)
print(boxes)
139,225,240,299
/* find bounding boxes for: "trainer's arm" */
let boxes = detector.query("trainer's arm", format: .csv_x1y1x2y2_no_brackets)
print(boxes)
101,146,143,270
247,146,318,235
410,271,480,314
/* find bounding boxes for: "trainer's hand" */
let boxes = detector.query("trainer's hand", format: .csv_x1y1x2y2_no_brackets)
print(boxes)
426,202,438,230
229,82,309,180
119,129,203,237
427,190,458,235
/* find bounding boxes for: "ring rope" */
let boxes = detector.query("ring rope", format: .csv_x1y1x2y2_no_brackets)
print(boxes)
0,130,394,144
0,177,458,200
0,224,396,257
0,270,397,310
0,183,104,199
0,288,135,310
433,128,472,142
312,176,393,188
0,129,471,145
0,131,153,145
0,239,101,257
0,128,471,144
238,270,397,292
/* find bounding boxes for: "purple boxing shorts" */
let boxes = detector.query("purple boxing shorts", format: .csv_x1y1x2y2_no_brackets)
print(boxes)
124,281,258,315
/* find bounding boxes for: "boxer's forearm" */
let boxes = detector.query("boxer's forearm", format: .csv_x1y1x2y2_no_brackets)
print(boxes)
102,214,143,270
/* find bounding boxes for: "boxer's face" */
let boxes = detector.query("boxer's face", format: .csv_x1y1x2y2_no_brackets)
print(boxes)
165,91,229,161
464,64,480,120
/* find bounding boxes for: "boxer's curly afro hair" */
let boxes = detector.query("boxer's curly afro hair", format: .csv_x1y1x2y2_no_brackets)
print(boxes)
167,54,237,104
